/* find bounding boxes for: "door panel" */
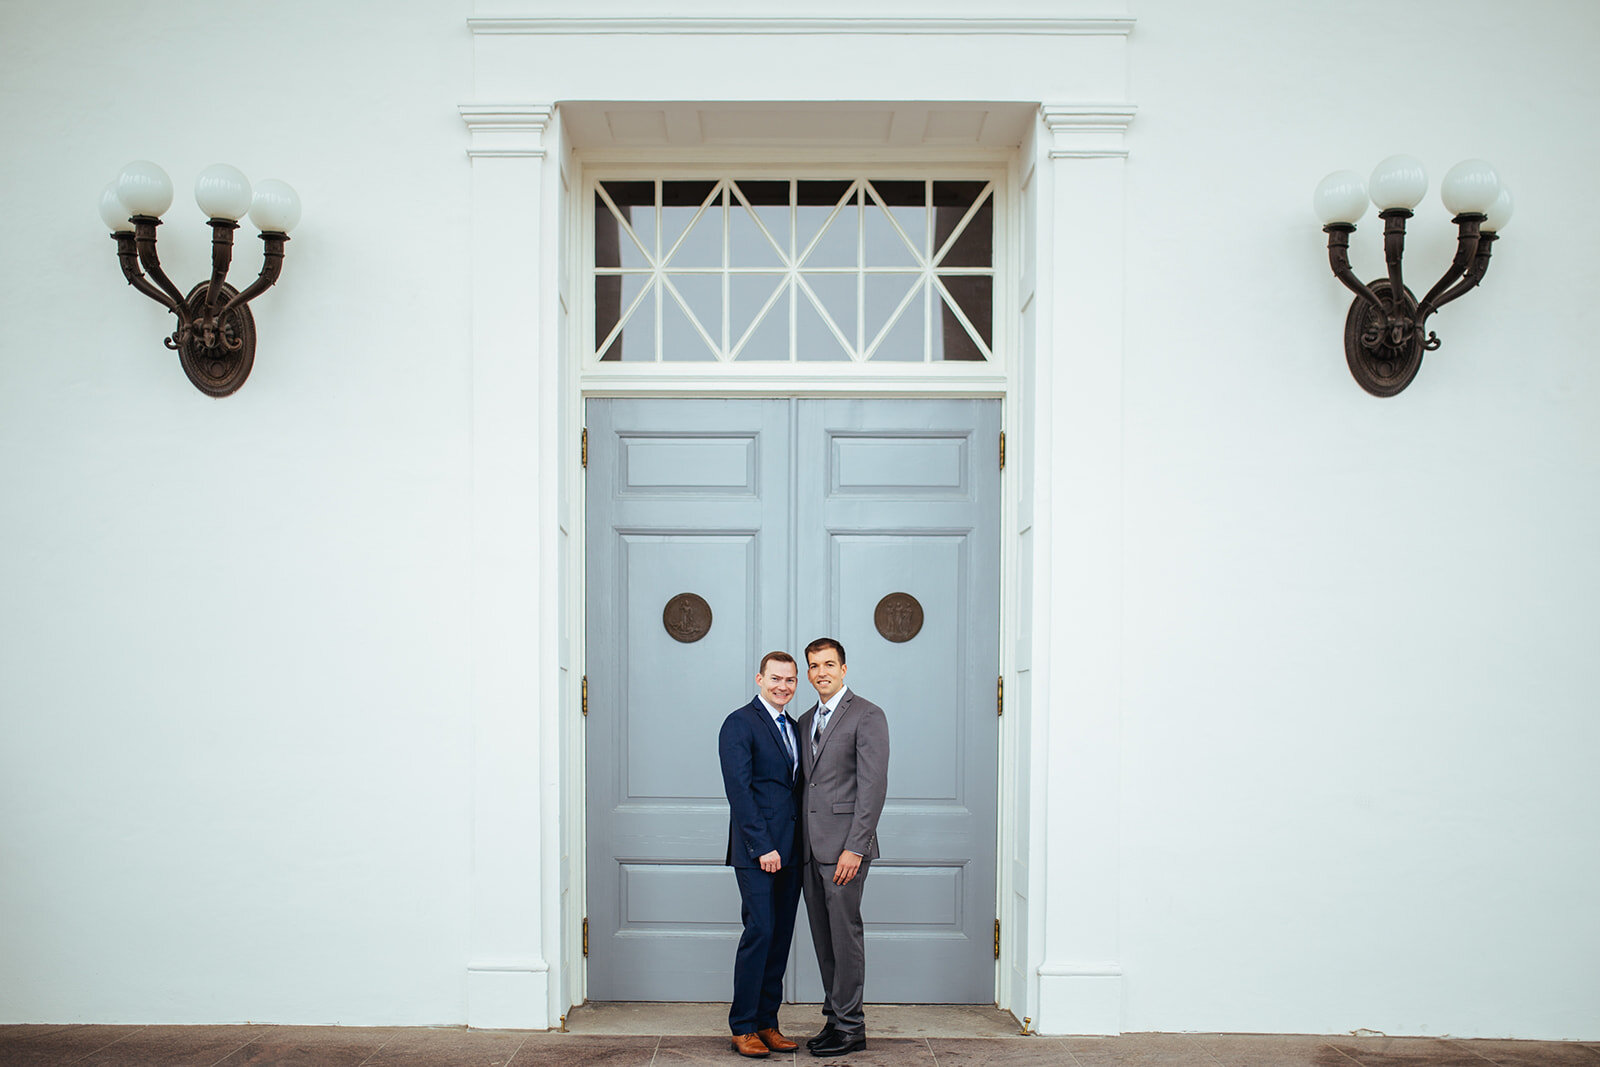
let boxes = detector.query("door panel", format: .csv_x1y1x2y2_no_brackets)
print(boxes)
585,399,791,999
793,399,1001,1004
586,398,998,1003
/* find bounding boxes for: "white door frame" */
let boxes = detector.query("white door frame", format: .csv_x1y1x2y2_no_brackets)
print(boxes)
572,158,1016,1012
459,5,1135,1036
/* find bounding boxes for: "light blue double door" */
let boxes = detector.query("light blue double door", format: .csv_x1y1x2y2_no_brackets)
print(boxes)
585,398,999,1003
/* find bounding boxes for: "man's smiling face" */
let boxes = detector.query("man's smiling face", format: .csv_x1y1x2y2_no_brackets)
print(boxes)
806,647,847,702
756,658,797,709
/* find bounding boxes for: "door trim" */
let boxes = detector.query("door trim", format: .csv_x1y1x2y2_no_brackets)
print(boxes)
563,149,1025,1014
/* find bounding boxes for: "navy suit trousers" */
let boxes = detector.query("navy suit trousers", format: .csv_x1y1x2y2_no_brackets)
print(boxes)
729,863,802,1034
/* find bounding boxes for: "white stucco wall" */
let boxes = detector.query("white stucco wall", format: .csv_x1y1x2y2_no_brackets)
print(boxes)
1118,1,1600,1040
0,0,1595,1040
0,0,477,1025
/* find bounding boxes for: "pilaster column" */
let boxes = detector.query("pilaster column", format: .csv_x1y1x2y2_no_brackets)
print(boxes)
459,103,562,1030
1031,102,1136,1036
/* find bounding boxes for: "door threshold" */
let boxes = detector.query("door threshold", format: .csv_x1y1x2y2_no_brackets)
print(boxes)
563,1002,1023,1038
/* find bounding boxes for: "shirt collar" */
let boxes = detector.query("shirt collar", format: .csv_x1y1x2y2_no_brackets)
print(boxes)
757,695,789,723
817,684,849,716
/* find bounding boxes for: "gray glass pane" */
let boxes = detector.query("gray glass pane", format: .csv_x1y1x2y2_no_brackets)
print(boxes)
873,180,925,207
868,180,927,266
729,272,786,351
737,180,790,206
669,273,723,354
735,289,791,361
869,281,925,363
933,182,992,268
802,272,858,354
797,179,852,206
662,283,718,361
796,285,850,362
599,182,655,267
864,201,920,268
595,194,623,269
864,274,922,359
797,181,857,269
729,201,785,268
934,275,992,361
597,274,655,362
732,180,791,265
895,208,928,256
661,181,721,268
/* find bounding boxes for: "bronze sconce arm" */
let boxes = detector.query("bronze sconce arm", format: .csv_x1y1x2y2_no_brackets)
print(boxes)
1314,156,1512,397
101,161,299,397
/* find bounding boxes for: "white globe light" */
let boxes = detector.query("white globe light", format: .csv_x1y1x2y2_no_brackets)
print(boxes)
194,163,253,221
1313,170,1368,225
249,179,301,233
1483,186,1514,233
116,160,174,218
1440,159,1501,217
98,181,134,232
1368,154,1428,211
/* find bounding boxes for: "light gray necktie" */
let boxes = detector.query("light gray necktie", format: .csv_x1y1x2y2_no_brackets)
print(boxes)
811,706,830,757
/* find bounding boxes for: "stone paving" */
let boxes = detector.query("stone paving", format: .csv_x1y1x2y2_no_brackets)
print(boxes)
2,1005,1595,1067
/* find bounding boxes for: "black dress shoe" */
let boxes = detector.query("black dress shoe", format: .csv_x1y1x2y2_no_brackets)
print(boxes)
809,1032,866,1057
806,1026,838,1049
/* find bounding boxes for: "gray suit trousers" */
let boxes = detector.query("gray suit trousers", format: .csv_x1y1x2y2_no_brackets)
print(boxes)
802,857,870,1037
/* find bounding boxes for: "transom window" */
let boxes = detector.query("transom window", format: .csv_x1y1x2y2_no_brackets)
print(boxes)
591,177,995,364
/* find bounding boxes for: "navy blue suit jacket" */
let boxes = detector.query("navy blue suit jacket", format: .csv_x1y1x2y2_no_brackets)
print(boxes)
719,697,802,868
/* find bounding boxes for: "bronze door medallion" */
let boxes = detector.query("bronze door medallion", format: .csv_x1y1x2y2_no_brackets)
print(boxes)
663,593,713,643
874,592,923,643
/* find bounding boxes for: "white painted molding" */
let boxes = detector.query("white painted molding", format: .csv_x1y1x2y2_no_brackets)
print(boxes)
463,102,565,1030
470,17,1134,36
1036,969,1124,1035
577,369,1010,396
1026,103,1131,1035
466,965,551,1030
460,105,555,158
1041,105,1138,159
1038,961,1124,977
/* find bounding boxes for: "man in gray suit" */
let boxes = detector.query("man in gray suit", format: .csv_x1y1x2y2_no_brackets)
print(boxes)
796,637,888,1057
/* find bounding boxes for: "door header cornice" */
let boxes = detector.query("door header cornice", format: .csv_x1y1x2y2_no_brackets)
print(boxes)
469,16,1134,37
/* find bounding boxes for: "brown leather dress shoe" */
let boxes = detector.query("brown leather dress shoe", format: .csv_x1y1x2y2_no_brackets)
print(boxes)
731,1032,772,1057
757,1027,798,1051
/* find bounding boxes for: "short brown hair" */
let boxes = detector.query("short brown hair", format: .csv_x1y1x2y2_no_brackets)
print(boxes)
759,650,797,674
803,637,846,665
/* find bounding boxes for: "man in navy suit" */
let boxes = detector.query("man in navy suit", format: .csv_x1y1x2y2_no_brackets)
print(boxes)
718,651,805,1058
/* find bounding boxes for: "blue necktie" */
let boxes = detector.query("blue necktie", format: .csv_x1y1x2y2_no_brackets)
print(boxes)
778,716,797,776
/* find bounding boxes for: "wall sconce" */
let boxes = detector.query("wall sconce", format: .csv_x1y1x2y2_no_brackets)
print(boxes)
1314,155,1512,397
99,161,300,397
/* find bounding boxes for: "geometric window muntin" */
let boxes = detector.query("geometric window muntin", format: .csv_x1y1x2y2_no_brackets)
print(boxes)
593,178,995,363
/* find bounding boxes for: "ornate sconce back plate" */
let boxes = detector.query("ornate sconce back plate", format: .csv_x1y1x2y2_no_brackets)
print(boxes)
176,282,257,397
1345,279,1425,398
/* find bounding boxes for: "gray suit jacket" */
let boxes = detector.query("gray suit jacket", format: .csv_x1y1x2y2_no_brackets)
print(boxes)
797,688,889,863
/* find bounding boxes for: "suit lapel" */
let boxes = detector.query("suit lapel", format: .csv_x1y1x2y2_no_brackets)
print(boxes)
798,704,818,774
747,699,782,754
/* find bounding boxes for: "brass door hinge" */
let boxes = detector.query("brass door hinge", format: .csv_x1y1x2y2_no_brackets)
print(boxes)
999,430,1005,470
582,674,588,717
582,917,589,957
997,675,1003,718
581,428,588,469
994,919,1001,960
